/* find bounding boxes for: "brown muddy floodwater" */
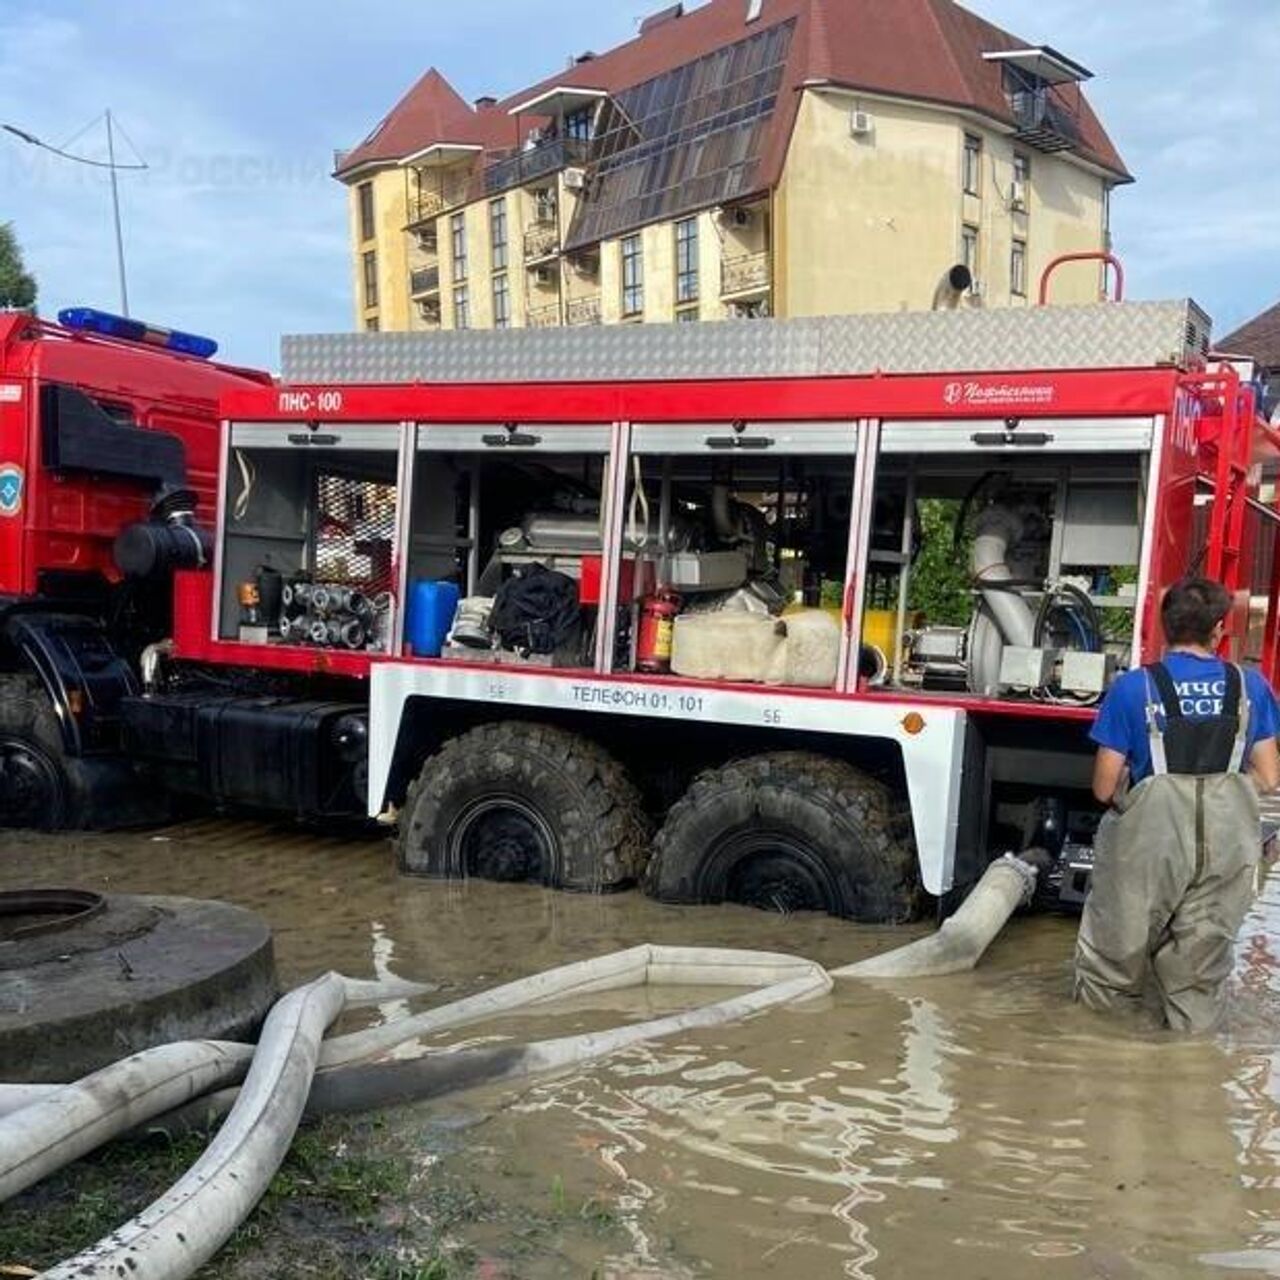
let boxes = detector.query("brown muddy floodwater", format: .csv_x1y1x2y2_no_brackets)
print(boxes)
2,818,1279,1279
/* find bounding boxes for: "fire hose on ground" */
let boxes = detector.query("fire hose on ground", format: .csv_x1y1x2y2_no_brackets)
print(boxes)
0,857,1037,1280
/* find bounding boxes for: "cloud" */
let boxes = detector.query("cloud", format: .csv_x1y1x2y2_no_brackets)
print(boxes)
975,0,1280,333
1,0,1276,367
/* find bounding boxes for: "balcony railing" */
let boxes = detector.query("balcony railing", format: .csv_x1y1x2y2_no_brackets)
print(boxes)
484,137,590,197
407,190,445,228
524,222,560,261
1009,88,1081,153
409,266,440,296
566,296,601,326
526,303,561,329
721,251,770,298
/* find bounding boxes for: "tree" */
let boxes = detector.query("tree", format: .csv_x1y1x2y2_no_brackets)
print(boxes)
0,223,37,311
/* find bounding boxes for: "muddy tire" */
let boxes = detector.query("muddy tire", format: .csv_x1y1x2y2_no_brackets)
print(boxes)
644,752,921,923
396,722,651,891
0,674,84,830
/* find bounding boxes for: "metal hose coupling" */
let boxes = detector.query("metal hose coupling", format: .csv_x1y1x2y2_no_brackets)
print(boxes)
1000,850,1042,906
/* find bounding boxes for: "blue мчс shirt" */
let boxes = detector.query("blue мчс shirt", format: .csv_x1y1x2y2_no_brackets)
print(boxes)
1090,652,1280,783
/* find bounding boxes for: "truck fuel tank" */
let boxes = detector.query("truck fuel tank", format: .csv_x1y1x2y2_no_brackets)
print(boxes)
120,694,368,819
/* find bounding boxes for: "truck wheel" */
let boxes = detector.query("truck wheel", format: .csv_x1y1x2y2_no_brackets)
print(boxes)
0,675,81,830
644,752,921,923
396,722,651,891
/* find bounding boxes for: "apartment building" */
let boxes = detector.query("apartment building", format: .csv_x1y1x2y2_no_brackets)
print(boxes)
335,0,1129,334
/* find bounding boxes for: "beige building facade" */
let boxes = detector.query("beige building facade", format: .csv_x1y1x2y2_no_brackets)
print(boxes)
338,0,1128,336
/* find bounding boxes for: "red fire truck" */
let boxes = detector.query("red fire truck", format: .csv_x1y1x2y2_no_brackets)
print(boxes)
0,307,271,827
6,291,1278,922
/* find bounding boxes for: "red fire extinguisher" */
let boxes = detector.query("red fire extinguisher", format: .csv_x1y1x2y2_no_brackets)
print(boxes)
636,589,681,673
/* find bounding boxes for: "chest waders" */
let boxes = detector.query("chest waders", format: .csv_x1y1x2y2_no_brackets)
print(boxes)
1074,663,1260,1032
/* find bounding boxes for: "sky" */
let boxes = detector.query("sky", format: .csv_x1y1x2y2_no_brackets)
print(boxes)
1,0,1277,370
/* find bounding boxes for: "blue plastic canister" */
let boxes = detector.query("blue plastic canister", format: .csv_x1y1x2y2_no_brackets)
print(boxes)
406,580,461,657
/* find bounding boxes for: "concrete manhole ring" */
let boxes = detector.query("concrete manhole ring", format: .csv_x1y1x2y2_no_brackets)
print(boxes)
0,890,277,1083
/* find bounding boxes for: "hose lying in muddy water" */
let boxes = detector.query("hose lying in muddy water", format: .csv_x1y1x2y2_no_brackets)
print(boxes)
7,877,1029,1279
0,974,435,1198
13,949,828,1280
100,952,833,1135
833,855,1038,979
7,949,831,1137
0,1041,253,1203
39,972,347,1280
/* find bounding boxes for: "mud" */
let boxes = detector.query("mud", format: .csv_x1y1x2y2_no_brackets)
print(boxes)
1,818,1277,1279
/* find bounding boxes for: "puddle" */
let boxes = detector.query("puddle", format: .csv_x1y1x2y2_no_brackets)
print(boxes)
1,818,1277,1278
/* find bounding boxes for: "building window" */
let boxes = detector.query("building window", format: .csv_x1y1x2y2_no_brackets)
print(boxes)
1011,238,1027,297
675,217,699,305
1102,183,1112,245
676,307,699,323
492,274,511,329
453,284,470,330
362,250,378,309
1013,152,1031,188
365,316,379,332
621,233,643,317
963,133,982,196
451,212,468,282
564,107,593,142
961,224,979,279
490,198,508,272
358,183,375,242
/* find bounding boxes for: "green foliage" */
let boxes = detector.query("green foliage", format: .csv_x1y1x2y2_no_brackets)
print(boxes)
0,222,37,311
907,498,973,625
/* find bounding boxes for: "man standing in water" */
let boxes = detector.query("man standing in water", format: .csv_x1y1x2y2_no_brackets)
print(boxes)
1075,577,1280,1031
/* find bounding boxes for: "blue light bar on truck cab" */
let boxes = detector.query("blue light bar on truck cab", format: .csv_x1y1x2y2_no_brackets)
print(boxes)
57,307,219,360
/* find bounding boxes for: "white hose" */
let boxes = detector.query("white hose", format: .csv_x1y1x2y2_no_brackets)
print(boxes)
320,944,820,1067
0,1041,252,1205
41,972,346,1280
17,903,1035,1280
90,952,833,1133
833,856,1036,978
969,507,1037,695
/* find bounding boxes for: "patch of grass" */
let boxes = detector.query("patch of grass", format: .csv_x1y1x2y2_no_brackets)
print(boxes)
0,1110,626,1279
0,1116,464,1279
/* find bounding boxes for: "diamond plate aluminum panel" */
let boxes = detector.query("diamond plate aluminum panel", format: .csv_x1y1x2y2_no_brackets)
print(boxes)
281,302,1210,386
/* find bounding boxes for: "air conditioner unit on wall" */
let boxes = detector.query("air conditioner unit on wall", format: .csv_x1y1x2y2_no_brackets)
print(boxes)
563,167,586,191
849,109,874,137
1009,180,1027,212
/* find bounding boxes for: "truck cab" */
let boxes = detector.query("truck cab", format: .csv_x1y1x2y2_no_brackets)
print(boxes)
0,307,270,827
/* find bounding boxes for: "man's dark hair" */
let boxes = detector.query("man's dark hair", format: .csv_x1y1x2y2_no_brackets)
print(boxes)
1161,577,1232,645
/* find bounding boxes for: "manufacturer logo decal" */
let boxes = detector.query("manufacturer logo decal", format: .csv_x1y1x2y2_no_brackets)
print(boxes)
0,383,21,403
942,380,1055,409
0,464,23,517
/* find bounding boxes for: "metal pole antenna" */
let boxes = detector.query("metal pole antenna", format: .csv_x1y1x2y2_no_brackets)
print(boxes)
105,110,130,316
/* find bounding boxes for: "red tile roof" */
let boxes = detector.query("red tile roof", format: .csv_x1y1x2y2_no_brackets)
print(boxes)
1220,301,1280,369
336,0,1129,186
